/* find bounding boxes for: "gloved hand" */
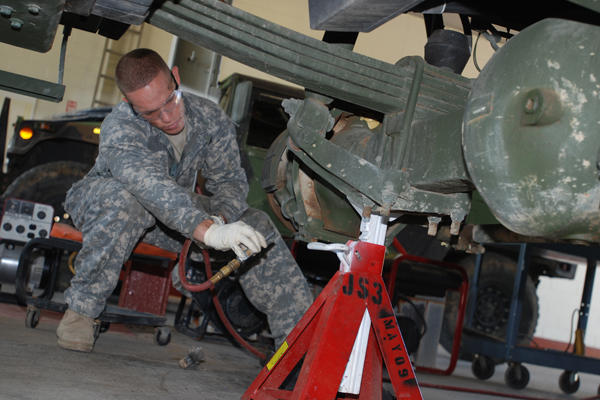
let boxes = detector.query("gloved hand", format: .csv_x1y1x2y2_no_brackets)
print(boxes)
203,219,267,260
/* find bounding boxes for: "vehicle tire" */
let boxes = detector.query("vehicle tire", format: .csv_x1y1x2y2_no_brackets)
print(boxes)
440,252,539,358
2,161,90,225
154,327,171,346
211,278,267,339
25,308,40,328
505,363,530,390
99,321,110,333
559,370,580,394
471,354,495,380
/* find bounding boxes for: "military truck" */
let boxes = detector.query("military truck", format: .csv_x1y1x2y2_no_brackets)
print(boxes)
0,104,107,223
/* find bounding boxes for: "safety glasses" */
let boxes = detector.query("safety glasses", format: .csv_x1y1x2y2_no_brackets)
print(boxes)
130,72,182,121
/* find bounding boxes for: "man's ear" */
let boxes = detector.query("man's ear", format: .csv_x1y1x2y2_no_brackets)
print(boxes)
172,66,181,86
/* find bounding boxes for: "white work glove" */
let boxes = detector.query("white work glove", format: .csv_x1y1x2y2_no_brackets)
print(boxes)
203,219,267,260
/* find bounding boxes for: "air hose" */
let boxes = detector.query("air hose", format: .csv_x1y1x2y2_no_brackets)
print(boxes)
177,238,267,361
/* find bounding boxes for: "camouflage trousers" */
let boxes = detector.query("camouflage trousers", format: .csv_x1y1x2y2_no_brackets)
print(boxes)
64,177,313,346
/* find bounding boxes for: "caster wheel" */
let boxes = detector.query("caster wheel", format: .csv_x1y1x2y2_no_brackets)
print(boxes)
154,327,171,346
472,354,495,380
505,363,529,390
93,322,102,340
99,322,110,333
25,308,40,328
559,370,580,394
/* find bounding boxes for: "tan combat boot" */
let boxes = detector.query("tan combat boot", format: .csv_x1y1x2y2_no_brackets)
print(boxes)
56,309,97,352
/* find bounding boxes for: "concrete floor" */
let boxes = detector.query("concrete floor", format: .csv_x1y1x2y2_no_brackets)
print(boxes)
0,300,598,400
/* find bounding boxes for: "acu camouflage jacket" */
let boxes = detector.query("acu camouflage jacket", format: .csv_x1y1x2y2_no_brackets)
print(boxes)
86,92,249,238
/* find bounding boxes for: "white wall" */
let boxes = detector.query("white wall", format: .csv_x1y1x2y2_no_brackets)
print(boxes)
0,23,174,158
1,23,174,119
1,27,105,120
221,1,495,83
536,265,600,348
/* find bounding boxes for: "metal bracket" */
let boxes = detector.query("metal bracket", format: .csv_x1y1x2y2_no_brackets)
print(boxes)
0,25,70,102
0,70,65,102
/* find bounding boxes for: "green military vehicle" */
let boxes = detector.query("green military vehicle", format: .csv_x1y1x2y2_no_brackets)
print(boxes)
0,104,107,223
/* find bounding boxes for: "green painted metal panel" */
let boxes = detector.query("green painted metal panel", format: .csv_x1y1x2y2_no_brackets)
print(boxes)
0,0,65,52
568,0,600,13
407,110,471,193
463,18,600,241
466,191,500,225
284,98,471,221
246,146,294,237
313,178,361,239
0,70,65,102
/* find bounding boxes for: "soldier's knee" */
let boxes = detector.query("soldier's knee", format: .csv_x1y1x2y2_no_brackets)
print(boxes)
115,190,155,227
68,178,155,230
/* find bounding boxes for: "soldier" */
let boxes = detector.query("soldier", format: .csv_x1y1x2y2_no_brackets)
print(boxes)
56,48,313,352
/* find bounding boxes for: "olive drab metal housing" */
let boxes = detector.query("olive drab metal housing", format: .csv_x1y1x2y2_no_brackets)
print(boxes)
463,18,600,241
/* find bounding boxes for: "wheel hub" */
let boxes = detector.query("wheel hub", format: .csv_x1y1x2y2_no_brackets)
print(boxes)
474,286,509,334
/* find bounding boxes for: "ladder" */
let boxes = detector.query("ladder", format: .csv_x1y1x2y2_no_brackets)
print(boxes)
91,25,143,108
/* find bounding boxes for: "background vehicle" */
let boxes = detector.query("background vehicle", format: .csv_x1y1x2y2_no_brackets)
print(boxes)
0,106,108,223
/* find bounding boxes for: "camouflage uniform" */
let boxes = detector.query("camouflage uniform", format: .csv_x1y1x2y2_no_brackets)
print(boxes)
64,92,313,346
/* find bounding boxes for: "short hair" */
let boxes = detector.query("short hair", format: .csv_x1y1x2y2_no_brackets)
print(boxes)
115,48,171,94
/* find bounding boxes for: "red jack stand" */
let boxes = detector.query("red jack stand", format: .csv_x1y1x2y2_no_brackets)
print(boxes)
242,240,423,400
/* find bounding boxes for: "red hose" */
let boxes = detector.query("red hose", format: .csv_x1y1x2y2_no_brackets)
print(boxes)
177,238,267,361
177,239,214,292
391,238,469,376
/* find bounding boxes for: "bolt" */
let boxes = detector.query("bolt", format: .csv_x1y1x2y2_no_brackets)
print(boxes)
0,5,13,17
10,18,23,30
179,346,205,369
450,219,461,236
524,96,538,114
427,216,441,237
28,4,40,15
362,206,372,219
